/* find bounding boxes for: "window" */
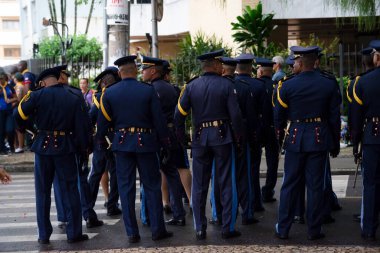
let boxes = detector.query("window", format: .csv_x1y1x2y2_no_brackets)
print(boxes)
2,20,19,30
4,48,20,57
131,0,151,4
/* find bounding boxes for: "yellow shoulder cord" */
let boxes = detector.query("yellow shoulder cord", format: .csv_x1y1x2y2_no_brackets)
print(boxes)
17,90,32,120
177,83,188,116
93,93,100,109
100,88,112,121
353,76,363,105
277,80,288,108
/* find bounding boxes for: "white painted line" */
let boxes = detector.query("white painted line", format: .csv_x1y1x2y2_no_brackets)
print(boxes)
0,219,119,229
0,233,98,243
332,175,349,198
0,209,108,218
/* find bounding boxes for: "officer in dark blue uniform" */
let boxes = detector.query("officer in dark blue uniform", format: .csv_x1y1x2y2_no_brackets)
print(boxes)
14,68,89,244
314,49,343,223
235,53,268,212
347,47,374,223
88,67,121,216
52,65,104,229
175,49,243,240
351,40,380,240
140,56,186,226
274,46,341,240
255,57,280,203
97,55,172,243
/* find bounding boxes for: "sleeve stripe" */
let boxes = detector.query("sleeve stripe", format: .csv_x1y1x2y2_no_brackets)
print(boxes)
177,102,188,116
93,93,100,109
100,90,112,121
277,81,288,108
353,76,363,105
17,90,31,120
346,79,353,103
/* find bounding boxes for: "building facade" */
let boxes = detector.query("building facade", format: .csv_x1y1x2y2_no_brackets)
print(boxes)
0,0,22,67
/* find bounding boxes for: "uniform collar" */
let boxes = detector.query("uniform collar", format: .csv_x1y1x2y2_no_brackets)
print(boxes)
202,72,219,76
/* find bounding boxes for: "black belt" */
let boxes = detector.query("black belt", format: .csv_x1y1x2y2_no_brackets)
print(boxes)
119,127,152,134
291,117,322,123
201,120,224,128
38,130,72,136
365,117,380,123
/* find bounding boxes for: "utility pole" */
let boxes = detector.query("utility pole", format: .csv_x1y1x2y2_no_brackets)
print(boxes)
106,0,130,65
103,0,108,68
151,0,158,57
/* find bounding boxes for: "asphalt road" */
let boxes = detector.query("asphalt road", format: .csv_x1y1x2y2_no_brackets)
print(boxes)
1,172,379,252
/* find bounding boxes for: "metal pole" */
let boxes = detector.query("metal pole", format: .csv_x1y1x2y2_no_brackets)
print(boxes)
339,41,344,112
151,0,158,57
103,0,109,68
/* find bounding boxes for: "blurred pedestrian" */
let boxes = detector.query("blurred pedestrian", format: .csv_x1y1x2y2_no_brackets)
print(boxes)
13,72,26,153
272,56,286,82
79,78,93,108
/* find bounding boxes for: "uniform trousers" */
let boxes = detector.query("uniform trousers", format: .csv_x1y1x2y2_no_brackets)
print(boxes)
35,153,82,240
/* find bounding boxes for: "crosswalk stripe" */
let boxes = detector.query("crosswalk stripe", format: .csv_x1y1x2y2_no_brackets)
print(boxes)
0,209,108,218
0,233,98,243
331,175,349,198
0,219,119,229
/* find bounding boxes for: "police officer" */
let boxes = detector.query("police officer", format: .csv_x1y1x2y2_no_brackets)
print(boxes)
351,40,380,240
88,67,121,216
235,53,268,212
347,47,374,222
274,46,341,240
14,67,89,244
52,65,104,229
140,56,186,226
175,49,243,240
255,57,280,203
97,55,172,243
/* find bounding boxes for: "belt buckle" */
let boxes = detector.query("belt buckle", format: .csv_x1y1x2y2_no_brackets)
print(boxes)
53,131,58,136
130,127,135,133
212,121,218,127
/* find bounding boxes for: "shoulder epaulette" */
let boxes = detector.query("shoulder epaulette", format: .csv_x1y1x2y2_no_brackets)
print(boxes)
319,70,336,80
185,76,199,85
359,68,375,76
140,81,152,86
254,77,265,83
223,76,235,83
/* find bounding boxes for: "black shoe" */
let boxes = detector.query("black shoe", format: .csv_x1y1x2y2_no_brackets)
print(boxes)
165,217,186,226
222,230,241,239
293,216,305,224
308,233,325,241
275,232,289,240
242,218,259,225
67,234,89,243
152,231,173,241
103,201,108,208
332,203,342,211
163,205,172,214
107,207,122,216
183,196,190,205
38,238,50,244
196,230,207,240
262,196,276,203
323,215,335,224
254,205,265,212
128,234,141,243
86,218,104,228
57,221,67,229
208,218,222,225
353,213,361,222
361,233,376,241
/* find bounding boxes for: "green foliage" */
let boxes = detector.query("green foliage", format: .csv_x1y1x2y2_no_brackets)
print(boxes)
231,2,277,56
327,0,380,31
39,34,102,62
171,32,232,85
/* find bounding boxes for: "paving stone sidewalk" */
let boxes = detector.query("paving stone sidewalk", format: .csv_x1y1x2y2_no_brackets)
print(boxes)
46,245,380,253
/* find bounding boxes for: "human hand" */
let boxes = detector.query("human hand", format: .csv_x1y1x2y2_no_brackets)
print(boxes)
0,168,12,184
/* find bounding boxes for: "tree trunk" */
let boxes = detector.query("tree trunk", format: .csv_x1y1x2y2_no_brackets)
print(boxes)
60,0,66,38
74,0,78,35
85,0,95,34
48,0,58,35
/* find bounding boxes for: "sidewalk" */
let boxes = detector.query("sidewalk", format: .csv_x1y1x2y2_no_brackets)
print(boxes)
0,146,356,175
